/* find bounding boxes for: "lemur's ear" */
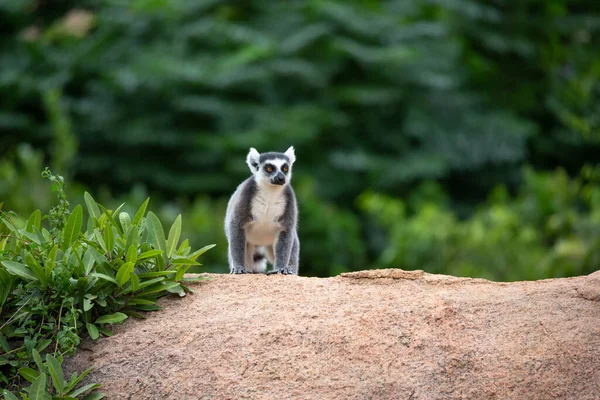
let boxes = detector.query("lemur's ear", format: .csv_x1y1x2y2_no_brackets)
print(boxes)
247,148,260,172
285,146,296,164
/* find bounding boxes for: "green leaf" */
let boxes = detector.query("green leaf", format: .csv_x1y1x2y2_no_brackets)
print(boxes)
41,228,51,241
95,312,128,325
20,229,41,245
62,205,83,250
46,354,65,395
103,225,114,256
26,210,41,232
0,333,9,352
1,216,17,233
166,214,182,259
32,349,45,373
19,367,40,383
33,226,46,245
145,212,167,266
70,383,102,398
183,276,208,283
123,310,147,319
138,281,180,296
26,252,48,288
116,262,134,287
82,392,105,400
175,265,191,281
28,372,47,400
84,192,102,222
86,323,99,340
119,212,131,233
98,204,123,235
125,225,139,252
35,339,52,353
136,277,164,288
1,261,38,281
132,304,161,311
83,297,93,311
127,298,156,305
45,245,58,277
97,326,112,337
122,276,162,294
130,273,140,292
93,229,107,255
0,272,13,307
136,271,176,278
170,257,201,266
86,246,107,269
112,202,126,218
188,244,217,261
132,198,150,226
89,273,119,285
126,245,137,264
167,284,185,296
2,390,19,400
82,247,96,275
86,215,95,234
177,239,190,255
137,249,164,261
66,366,93,392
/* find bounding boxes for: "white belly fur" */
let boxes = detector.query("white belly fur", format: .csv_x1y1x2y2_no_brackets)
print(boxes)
245,187,286,245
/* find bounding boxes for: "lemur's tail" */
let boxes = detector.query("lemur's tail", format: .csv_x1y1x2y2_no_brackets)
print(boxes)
249,247,267,273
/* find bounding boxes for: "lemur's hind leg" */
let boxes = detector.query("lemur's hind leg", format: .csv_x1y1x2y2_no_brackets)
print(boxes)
287,233,300,274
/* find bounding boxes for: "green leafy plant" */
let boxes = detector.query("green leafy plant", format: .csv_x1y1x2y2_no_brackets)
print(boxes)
0,169,215,398
359,165,600,281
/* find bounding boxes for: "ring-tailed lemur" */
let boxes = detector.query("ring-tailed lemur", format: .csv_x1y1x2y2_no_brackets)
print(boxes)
224,146,300,275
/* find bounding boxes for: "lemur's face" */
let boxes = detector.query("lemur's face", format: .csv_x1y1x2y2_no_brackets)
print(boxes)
260,158,291,186
247,147,296,187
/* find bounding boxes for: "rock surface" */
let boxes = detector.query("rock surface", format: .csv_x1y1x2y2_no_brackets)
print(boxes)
66,269,600,399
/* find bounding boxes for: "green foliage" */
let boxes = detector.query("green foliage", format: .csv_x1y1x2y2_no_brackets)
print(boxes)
359,165,600,281
0,170,215,397
0,0,599,281
1,349,100,400
1,0,566,203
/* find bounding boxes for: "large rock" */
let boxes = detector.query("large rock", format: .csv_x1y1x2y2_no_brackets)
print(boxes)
66,269,600,399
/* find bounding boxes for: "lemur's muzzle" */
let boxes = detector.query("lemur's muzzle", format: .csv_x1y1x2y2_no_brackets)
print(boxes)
271,172,286,185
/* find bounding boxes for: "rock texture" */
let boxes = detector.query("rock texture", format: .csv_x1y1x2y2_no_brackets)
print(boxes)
66,269,600,399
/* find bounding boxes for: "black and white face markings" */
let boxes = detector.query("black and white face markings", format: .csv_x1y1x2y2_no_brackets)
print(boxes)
261,158,290,186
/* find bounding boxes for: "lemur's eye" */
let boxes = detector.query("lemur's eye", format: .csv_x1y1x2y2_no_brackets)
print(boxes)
266,166,273,173
282,166,288,172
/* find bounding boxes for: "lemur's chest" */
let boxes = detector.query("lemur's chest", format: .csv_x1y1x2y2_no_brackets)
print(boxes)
245,189,286,245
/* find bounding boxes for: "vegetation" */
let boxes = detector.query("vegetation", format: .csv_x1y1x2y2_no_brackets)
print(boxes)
360,166,600,280
0,0,599,278
0,170,214,398
0,3,599,395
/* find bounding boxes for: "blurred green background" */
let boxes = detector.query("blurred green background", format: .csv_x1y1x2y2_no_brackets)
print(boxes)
1,0,599,280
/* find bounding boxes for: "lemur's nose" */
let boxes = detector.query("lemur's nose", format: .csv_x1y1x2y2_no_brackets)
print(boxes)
273,173,285,185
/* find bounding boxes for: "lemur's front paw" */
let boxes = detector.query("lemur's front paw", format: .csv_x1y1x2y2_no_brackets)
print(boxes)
267,266,296,275
230,266,248,274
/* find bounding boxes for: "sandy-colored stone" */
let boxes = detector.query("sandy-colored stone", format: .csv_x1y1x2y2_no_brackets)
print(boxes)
66,269,600,400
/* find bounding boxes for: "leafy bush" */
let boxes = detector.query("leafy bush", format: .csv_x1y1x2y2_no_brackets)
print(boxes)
359,165,600,281
1,0,548,203
0,169,215,398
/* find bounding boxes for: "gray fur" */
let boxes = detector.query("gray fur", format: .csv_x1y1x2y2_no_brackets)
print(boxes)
224,147,300,275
